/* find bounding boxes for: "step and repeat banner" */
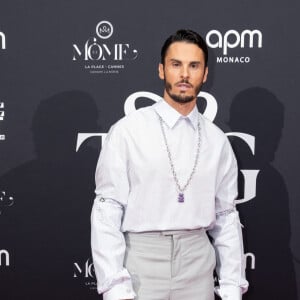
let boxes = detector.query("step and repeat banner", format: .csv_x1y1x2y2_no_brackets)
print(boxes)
0,1,299,299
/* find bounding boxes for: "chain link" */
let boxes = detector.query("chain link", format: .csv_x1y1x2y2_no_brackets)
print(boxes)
157,113,201,194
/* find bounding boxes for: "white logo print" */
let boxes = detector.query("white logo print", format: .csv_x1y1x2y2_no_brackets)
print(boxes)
0,101,5,141
72,21,138,73
0,31,6,50
73,258,95,278
206,29,263,55
73,258,97,290
96,21,113,39
0,102,4,120
0,249,10,266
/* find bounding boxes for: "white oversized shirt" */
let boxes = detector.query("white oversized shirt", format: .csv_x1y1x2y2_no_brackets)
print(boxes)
91,99,249,300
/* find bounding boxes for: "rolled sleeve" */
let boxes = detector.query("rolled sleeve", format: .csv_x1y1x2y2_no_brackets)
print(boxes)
91,124,135,299
208,138,249,299
103,278,136,300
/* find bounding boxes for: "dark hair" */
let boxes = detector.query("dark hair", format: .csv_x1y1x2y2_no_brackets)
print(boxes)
161,29,208,67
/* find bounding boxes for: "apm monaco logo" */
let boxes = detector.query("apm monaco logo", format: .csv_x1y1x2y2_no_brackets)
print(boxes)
206,29,263,64
73,20,138,74
73,258,97,290
0,30,6,50
0,249,10,267
0,101,5,141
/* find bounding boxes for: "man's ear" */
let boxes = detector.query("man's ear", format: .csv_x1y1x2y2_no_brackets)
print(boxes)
203,67,208,83
158,63,165,80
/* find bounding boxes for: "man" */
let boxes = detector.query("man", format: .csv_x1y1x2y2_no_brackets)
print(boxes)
91,29,249,300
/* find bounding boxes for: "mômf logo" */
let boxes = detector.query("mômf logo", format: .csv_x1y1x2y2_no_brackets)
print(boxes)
96,20,113,39
206,29,262,64
73,258,97,289
72,20,138,74
73,258,95,278
0,30,6,50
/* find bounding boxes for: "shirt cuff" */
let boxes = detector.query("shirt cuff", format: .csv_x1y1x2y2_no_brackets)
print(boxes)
103,279,136,300
215,285,242,300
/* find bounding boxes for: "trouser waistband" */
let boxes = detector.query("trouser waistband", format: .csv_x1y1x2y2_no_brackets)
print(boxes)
125,228,204,237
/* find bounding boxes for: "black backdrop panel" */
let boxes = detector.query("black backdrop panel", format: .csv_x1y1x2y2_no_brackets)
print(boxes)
0,1,299,299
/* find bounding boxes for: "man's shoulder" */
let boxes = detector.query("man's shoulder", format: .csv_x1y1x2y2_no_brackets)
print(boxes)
199,113,234,155
200,113,227,141
110,105,155,132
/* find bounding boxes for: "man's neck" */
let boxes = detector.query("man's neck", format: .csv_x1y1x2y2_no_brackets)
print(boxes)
163,94,196,116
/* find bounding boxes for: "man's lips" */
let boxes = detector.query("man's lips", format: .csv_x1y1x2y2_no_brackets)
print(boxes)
176,82,192,91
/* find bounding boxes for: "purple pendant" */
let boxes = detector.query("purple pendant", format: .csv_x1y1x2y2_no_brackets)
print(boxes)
178,193,184,203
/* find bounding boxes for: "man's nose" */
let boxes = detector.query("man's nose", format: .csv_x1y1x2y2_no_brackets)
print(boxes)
181,65,190,79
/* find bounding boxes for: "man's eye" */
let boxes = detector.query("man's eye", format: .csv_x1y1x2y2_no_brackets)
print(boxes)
172,62,180,67
191,64,199,69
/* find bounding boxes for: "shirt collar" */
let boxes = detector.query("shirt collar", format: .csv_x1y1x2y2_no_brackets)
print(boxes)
153,99,199,130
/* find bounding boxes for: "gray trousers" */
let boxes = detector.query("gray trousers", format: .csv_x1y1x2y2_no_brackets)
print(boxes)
124,229,216,300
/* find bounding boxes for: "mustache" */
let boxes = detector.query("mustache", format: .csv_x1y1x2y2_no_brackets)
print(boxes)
175,79,193,87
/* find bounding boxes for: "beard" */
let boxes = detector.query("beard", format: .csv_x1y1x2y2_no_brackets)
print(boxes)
165,79,203,104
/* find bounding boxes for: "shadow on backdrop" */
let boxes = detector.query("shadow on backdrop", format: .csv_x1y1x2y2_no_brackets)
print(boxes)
228,87,297,299
0,91,102,299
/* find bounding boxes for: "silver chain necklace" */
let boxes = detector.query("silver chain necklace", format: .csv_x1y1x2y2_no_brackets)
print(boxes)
157,113,201,203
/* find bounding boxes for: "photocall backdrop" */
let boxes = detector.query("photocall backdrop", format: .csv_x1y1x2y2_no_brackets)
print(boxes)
0,1,299,299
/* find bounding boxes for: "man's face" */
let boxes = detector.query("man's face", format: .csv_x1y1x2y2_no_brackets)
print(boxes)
159,41,208,104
